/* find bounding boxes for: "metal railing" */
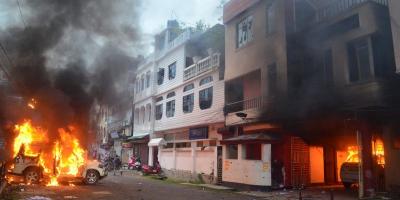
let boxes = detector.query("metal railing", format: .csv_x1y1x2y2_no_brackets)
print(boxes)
183,53,221,81
155,28,201,60
225,96,266,114
316,0,388,22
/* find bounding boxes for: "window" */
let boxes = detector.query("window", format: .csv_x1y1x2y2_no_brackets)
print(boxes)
165,143,174,149
134,109,139,124
158,68,165,85
146,72,151,88
156,96,163,102
166,100,175,118
323,49,334,85
209,140,217,146
199,76,213,86
135,81,139,94
266,2,275,34
226,144,238,159
182,93,194,113
348,39,373,82
267,63,277,96
196,141,204,147
146,104,151,121
199,87,213,110
167,92,175,98
243,143,262,160
155,104,163,120
237,15,253,48
140,107,145,124
183,83,194,92
168,62,176,80
176,142,191,148
141,76,145,91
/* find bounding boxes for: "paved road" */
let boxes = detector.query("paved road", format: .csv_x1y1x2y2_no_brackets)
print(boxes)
12,174,263,200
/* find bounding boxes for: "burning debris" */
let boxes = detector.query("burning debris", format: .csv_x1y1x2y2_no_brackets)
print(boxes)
9,120,87,185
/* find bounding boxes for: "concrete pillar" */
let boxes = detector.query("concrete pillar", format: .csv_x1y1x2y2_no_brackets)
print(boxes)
383,124,400,191
172,143,176,169
148,146,154,166
191,141,197,174
360,127,375,198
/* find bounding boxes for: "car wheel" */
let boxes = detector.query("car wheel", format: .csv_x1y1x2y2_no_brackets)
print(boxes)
85,170,100,185
343,182,352,189
24,168,41,184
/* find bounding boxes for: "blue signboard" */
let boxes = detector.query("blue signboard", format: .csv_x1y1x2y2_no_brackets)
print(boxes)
189,127,208,140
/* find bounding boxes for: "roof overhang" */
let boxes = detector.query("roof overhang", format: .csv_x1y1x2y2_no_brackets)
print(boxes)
148,138,166,147
221,132,282,144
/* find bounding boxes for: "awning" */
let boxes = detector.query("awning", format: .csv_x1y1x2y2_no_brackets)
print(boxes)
220,132,282,144
127,133,149,141
148,138,166,147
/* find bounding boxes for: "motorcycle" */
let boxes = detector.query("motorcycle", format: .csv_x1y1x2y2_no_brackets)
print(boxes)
141,162,166,179
128,156,141,171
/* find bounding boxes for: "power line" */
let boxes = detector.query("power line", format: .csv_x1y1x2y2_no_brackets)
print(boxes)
16,0,27,28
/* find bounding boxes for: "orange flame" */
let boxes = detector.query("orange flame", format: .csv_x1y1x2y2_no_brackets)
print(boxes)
345,138,385,166
12,120,87,186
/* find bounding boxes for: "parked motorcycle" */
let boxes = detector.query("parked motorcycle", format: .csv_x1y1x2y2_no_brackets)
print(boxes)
141,162,166,179
128,156,141,171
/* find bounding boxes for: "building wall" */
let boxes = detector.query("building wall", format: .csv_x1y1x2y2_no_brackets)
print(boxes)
155,45,186,95
311,3,388,87
225,0,288,96
154,71,224,131
158,123,223,182
222,144,272,186
389,0,400,73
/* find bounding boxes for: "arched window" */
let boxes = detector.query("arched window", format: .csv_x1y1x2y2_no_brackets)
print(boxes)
146,71,151,88
156,96,163,102
167,92,176,98
183,83,194,92
199,87,213,110
200,76,213,86
183,93,194,113
134,108,140,124
146,104,151,122
140,107,145,124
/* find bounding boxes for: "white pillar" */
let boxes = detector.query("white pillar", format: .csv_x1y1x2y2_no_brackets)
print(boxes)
172,143,176,169
191,141,197,174
148,146,154,166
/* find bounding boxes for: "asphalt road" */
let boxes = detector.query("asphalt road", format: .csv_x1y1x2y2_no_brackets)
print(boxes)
10,174,263,200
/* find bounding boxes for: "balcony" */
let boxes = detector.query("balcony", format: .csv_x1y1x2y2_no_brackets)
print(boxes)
316,0,388,22
183,53,221,81
224,96,274,126
225,96,267,114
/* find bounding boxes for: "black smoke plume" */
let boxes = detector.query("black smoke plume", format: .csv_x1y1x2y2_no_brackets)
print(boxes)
0,0,143,148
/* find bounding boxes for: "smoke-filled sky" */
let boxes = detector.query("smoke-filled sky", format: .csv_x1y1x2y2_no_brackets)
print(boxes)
0,0,223,54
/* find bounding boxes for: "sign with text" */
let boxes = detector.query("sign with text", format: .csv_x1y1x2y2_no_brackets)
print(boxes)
189,127,208,140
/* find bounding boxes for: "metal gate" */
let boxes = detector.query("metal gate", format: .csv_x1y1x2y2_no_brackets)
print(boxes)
291,137,310,188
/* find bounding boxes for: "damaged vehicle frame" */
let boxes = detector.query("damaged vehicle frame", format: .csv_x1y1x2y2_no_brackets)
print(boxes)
6,146,107,185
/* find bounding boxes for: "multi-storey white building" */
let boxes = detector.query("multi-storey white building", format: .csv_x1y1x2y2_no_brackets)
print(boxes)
133,20,225,183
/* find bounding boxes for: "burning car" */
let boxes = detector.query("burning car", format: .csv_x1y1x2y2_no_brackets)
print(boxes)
7,151,107,185
340,140,385,189
7,120,107,185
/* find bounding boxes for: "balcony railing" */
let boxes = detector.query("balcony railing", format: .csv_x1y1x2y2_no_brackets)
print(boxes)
316,0,388,22
183,53,221,81
225,96,267,114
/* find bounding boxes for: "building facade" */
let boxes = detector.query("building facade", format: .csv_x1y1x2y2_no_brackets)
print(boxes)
133,21,225,183
223,0,400,197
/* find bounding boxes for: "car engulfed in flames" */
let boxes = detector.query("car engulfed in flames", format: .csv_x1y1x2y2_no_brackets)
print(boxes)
6,120,107,186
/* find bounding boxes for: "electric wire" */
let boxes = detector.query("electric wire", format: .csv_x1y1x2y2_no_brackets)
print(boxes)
16,0,27,28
